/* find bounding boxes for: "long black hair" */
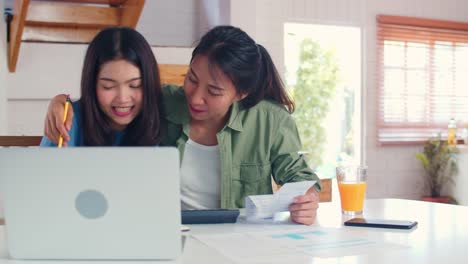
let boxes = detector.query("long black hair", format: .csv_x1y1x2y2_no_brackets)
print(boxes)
80,27,164,146
192,25,294,113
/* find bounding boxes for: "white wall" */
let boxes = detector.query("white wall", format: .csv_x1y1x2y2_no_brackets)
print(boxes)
451,149,468,205
230,0,257,38
0,0,6,219
247,0,468,200
137,0,229,46
0,0,7,135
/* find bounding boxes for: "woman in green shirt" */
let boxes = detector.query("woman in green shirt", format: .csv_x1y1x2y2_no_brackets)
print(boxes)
44,26,321,225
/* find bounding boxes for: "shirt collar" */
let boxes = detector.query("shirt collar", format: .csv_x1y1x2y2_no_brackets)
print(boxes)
224,102,243,132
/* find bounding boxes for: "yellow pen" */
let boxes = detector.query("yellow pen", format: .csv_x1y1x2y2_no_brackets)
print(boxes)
58,94,71,148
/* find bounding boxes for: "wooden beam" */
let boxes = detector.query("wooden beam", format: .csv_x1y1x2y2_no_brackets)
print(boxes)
0,136,42,147
159,64,188,86
26,1,120,27
119,0,145,28
9,0,30,72
23,25,102,43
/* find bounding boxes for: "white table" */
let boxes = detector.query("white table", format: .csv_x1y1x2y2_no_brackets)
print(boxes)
1,199,467,263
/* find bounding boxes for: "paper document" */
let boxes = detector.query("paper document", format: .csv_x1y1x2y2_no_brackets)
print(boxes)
193,226,407,263
245,181,316,221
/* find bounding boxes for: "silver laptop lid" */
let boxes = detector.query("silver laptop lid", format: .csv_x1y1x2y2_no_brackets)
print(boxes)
0,147,181,260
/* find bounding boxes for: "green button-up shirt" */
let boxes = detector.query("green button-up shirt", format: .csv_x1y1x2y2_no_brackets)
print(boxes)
161,84,321,209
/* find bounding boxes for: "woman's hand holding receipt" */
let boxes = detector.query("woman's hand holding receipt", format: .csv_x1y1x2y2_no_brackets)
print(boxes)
288,187,320,225
45,94,74,146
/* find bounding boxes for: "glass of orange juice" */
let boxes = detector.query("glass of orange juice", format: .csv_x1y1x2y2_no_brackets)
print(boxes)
336,165,367,215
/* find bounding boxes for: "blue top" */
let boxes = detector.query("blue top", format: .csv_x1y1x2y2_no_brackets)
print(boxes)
40,101,125,146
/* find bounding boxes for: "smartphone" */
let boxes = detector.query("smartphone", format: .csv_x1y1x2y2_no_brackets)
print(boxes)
344,218,418,229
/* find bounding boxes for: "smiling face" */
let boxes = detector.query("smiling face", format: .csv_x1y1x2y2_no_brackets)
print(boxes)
96,59,143,131
184,55,247,127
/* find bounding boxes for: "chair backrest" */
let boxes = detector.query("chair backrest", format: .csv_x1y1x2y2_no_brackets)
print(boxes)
0,136,42,147
159,64,189,86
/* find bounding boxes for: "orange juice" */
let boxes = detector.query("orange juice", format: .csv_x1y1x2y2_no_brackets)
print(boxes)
338,182,367,212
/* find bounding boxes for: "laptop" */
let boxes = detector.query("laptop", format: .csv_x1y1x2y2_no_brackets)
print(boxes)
0,147,181,260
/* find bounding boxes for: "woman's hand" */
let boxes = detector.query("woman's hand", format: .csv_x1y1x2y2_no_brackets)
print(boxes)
288,187,319,225
44,94,74,146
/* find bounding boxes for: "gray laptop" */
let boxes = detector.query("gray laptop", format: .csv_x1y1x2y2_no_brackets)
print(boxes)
0,147,181,260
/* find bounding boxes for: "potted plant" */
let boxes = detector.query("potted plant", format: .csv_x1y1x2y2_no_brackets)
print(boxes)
415,136,459,203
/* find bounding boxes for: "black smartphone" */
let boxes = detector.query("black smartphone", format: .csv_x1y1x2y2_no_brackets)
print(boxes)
344,218,418,229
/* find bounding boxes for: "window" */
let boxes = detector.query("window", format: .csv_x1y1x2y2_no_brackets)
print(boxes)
284,23,362,178
377,15,468,144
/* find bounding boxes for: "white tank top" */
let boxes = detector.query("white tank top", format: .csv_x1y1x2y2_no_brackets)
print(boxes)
180,139,221,209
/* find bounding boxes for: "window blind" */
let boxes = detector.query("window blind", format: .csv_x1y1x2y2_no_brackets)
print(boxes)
377,15,468,145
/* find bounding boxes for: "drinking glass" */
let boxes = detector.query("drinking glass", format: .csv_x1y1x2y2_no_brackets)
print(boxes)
336,165,367,215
